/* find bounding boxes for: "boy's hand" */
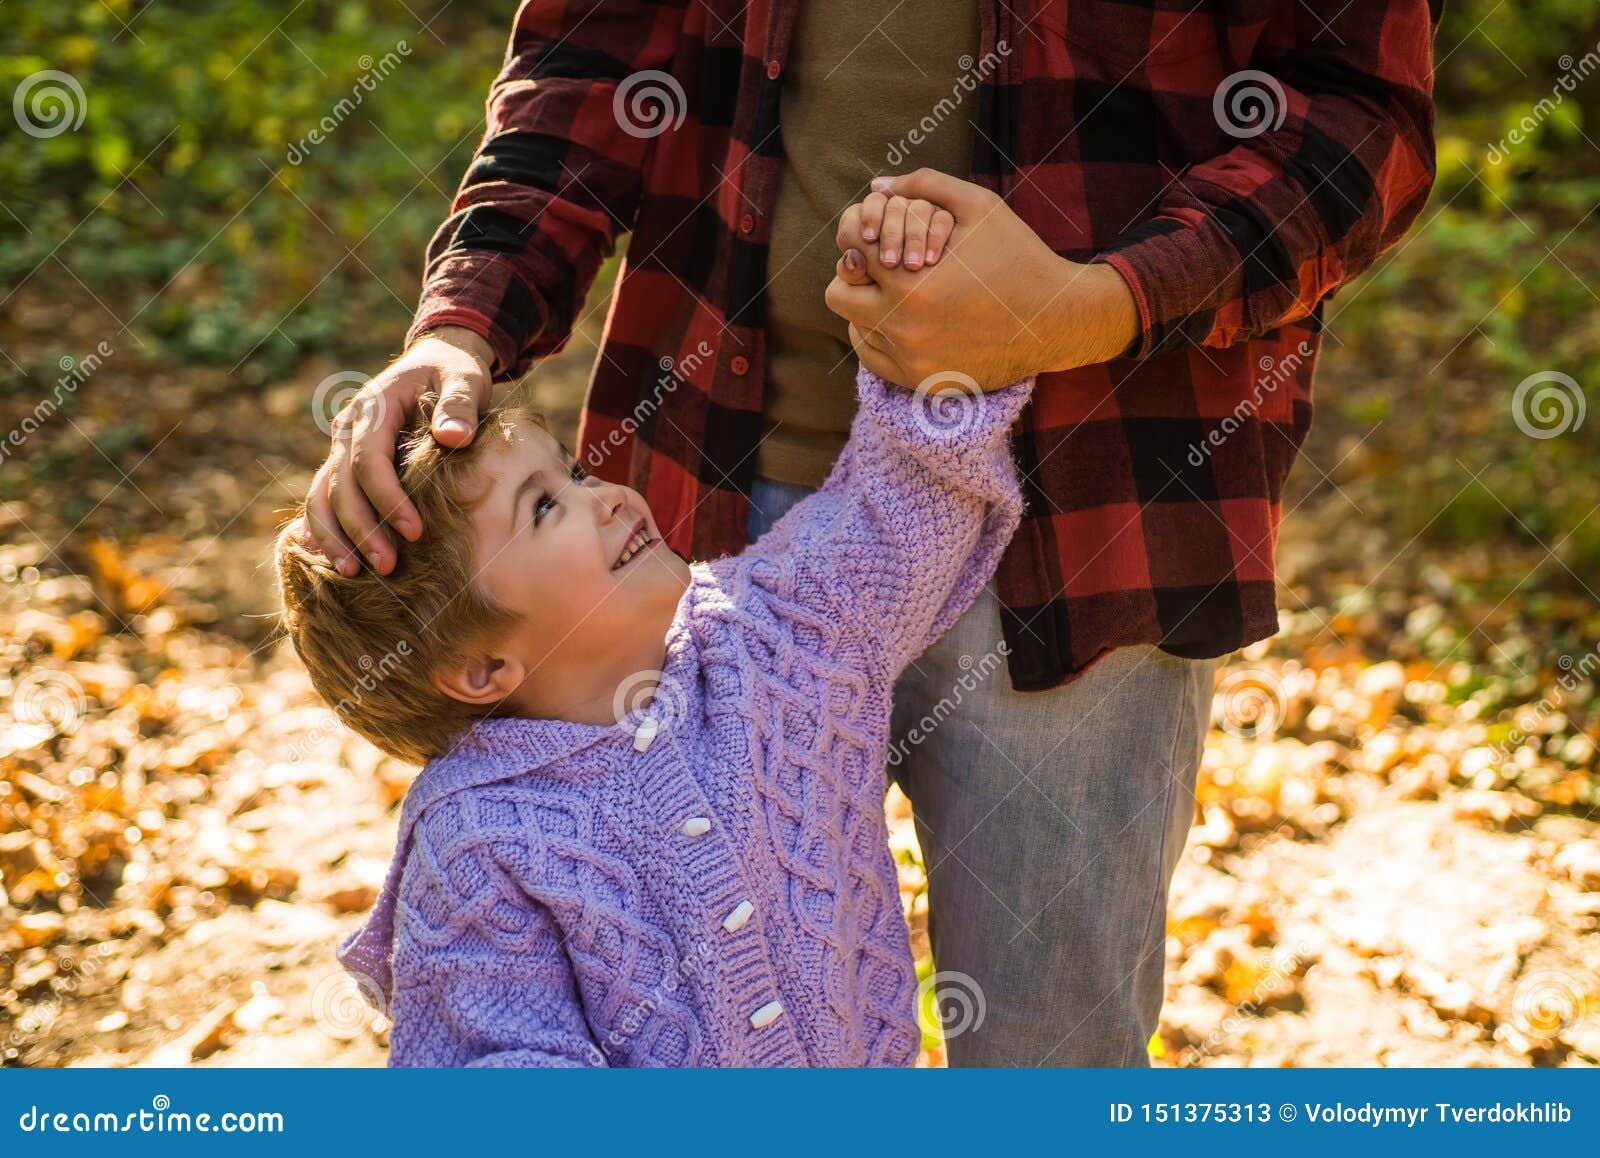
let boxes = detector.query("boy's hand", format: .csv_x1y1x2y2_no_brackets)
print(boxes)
304,326,494,577
826,169,1139,390
834,193,954,286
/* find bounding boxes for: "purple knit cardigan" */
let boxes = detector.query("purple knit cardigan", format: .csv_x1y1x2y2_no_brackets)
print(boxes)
340,368,1032,1067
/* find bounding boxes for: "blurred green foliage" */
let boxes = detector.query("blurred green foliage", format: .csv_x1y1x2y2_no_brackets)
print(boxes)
2,0,1599,568
1321,0,1600,578
1,0,507,383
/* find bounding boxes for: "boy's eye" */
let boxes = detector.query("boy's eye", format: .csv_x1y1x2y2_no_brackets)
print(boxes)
531,464,588,526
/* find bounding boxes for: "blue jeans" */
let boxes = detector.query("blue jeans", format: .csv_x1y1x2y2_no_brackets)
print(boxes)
748,477,1217,1067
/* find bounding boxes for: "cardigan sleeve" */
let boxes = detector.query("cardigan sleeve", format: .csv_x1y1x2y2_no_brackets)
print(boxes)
739,367,1031,680
385,807,607,1069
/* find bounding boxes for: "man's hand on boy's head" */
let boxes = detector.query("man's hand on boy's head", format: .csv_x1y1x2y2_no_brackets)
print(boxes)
304,325,494,578
827,169,1139,391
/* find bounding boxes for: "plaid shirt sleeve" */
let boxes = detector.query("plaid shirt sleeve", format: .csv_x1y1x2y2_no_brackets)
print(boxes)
406,0,687,378
1094,0,1438,358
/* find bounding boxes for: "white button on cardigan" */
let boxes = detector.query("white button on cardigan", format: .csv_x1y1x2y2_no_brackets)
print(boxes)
749,1000,783,1029
722,900,754,932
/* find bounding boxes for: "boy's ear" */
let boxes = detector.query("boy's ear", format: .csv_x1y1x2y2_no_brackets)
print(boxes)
433,650,526,708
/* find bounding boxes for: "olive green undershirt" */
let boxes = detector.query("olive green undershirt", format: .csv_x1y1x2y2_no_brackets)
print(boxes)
759,1,980,486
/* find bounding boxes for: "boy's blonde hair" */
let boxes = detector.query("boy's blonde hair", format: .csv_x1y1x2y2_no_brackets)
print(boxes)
275,395,550,765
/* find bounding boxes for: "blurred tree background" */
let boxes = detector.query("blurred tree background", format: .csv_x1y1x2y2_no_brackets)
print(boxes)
2,2,1598,1067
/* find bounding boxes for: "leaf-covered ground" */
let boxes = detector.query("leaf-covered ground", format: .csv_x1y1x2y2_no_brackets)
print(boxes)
2,282,1597,1069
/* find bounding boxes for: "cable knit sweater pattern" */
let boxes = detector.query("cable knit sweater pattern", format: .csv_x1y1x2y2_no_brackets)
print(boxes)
339,368,1033,1067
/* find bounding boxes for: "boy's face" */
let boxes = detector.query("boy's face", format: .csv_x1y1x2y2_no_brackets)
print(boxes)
455,416,691,714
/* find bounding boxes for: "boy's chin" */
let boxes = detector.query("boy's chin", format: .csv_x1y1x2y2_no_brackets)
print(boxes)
635,553,692,607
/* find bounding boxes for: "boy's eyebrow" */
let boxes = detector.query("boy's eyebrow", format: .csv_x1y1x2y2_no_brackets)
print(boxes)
509,469,546,528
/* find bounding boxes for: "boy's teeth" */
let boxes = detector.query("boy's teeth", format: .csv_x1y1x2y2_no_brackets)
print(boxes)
615,531,650,569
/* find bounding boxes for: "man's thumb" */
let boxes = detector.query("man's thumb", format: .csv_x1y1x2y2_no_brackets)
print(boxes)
432,369,486,446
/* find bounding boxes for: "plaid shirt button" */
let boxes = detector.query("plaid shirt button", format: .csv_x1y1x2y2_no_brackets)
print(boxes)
739,213,755,235
730,355,750,375
766,59,781,80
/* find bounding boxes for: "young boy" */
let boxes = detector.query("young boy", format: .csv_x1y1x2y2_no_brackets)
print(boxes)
276,202,1019,1067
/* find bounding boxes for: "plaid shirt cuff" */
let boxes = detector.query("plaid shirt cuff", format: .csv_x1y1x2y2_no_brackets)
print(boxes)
1094,209,1238,359
406,253,551,382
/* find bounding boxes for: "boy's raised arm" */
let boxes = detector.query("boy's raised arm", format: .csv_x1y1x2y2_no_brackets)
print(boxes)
736,367,1032,684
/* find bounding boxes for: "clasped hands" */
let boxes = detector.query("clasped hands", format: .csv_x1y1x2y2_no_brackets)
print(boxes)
824,169,1140,392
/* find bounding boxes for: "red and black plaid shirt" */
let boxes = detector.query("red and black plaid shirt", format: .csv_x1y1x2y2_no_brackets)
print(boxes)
409,0,1438,690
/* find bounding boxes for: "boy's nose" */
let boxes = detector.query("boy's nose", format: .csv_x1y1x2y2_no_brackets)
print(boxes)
594,485,627,523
